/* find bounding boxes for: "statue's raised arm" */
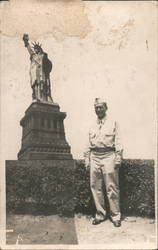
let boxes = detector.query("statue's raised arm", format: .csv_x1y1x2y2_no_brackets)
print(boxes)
23,34,34,55
22,34,53,103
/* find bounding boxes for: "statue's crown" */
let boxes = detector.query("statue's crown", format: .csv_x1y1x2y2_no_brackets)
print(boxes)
32,41,42,50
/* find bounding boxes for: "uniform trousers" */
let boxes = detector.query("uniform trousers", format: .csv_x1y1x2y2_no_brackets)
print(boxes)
90,150,121,221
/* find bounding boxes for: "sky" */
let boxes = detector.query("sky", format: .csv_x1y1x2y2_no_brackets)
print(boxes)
0,0,157,161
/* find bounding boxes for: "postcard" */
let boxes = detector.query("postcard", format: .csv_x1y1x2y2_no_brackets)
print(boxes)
0,0,157,249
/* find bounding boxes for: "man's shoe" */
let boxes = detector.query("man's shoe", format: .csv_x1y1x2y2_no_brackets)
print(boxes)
92,218,104,225
113,220,121,227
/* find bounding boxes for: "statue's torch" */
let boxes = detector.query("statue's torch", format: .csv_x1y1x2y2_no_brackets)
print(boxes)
23,34,29,47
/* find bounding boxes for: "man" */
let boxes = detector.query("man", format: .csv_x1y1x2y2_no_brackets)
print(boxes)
22,33,53,102
84,98,123,227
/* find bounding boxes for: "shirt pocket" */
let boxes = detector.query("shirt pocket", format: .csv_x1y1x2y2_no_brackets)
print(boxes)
104,129,115,146
104,127,115,136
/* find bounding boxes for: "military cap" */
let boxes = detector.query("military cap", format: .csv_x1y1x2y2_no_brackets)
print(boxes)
94,98,108,108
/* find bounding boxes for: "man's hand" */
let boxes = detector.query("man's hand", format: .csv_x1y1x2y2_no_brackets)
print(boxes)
115,152,122,169
85,158,90,171
114,163,121,170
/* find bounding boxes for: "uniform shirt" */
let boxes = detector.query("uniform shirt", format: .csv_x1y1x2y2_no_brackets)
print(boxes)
84,115,123,164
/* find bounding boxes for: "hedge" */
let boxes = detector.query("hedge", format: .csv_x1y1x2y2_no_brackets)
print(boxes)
6,160,76,216
74,159,155,217
6,159,155,217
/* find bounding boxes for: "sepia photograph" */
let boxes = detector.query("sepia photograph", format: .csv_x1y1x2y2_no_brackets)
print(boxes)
0,0,157,249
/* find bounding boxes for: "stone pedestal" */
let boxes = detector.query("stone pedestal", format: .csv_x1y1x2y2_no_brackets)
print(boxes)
6,101,75,220
18,101,73,160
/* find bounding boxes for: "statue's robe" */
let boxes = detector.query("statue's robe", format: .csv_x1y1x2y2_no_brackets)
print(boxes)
30,52,52,101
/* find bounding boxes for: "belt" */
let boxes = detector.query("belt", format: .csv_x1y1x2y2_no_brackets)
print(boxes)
90,147,115,153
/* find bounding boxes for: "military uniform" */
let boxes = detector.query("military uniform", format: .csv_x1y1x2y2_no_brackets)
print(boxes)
84,106,123,223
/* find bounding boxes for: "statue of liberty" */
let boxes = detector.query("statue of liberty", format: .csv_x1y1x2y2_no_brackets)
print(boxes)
23,34,53,102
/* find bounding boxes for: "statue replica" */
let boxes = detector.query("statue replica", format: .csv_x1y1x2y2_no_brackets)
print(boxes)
14,33,73,161
23,34,53,102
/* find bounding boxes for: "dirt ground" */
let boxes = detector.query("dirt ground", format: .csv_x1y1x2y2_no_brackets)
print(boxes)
6,213,156,248
75,214,156,247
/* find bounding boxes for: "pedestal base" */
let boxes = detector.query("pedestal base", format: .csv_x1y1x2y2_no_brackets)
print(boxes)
18,101,73,160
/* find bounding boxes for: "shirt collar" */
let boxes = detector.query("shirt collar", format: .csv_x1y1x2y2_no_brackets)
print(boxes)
97,115,107,125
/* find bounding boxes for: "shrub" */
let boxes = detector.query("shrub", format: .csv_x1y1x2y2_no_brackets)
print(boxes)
6,160,76,216
119,159,155,217
6,159,155,217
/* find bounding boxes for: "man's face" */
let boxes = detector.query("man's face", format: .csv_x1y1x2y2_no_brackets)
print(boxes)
95,104,107,119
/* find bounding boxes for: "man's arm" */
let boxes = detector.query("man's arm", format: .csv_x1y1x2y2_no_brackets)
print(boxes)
114,121,123,165
83,133,91,170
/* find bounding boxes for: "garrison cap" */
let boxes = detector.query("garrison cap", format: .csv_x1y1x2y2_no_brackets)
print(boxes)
94,98,107,108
